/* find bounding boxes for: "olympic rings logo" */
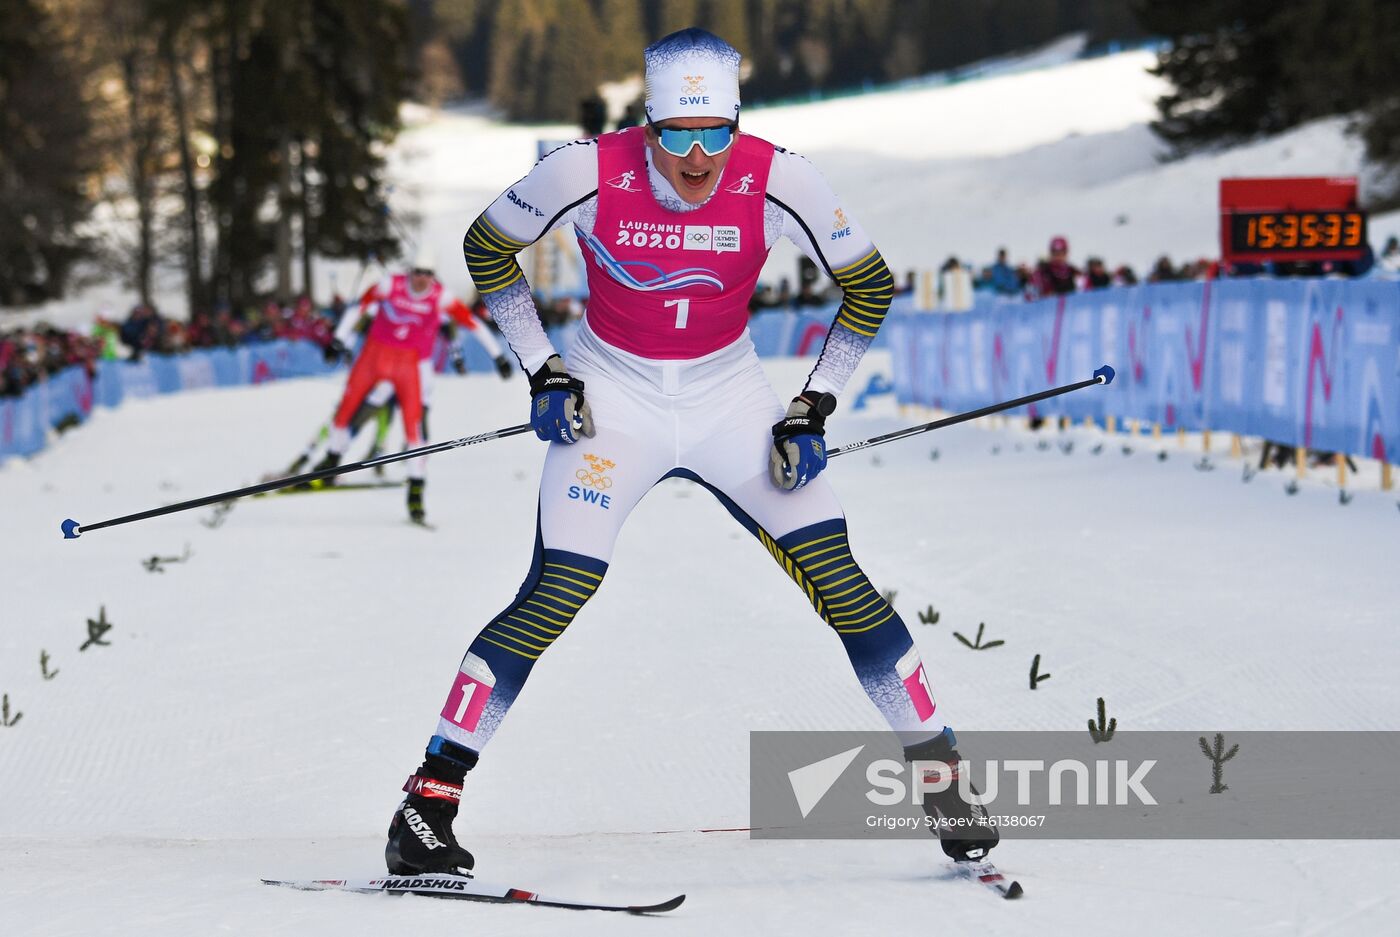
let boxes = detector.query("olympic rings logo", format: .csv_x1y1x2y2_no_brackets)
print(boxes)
576,469,613,490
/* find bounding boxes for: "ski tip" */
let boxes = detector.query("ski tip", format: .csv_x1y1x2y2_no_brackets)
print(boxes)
1003,881,1024,899
61,518,82,540
1094,364,1116,385
261,878,344,891
628,894,686,914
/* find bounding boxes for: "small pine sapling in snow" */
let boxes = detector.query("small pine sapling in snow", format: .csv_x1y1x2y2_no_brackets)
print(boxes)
1198,733,1239,793
954,622,1003,650
1088,697,1116,743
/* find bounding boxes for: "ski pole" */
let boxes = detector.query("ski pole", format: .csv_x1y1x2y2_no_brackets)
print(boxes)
827,365,1114,459
61,367,1114,539
61,422,533,540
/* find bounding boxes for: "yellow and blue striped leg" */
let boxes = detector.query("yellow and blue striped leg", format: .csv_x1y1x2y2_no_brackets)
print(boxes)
431,527,608,756
768,518,943,737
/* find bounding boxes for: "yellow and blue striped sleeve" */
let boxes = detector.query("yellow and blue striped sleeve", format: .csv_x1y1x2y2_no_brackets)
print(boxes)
830,247,896,338
462,213,531,295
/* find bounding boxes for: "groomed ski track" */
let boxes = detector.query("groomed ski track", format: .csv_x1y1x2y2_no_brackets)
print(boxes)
3,356,1398,935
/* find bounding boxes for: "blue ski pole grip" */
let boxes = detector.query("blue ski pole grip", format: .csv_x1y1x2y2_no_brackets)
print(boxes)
1094,364,1115,385
61,519,82,540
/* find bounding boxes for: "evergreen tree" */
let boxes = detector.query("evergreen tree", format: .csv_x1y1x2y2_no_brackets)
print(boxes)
1355,1,1400,200
205,2,283,304
794,0,836,88
1139,0,1400,200
658,0,700,37
448,0,1149,119
700,0,751,58
596,0,647,80
436,0,494,95
1138,1,1316,155
300,0,412,266
0,0,96,304
196,0,410,305
488,0,548,120
537,0,604,122
826,0,893,86
419,36,466,105
149,0,210,315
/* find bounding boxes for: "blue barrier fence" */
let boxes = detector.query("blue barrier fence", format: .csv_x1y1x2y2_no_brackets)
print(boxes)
0,311,890,463
886,279,1400,464
2,340,340,462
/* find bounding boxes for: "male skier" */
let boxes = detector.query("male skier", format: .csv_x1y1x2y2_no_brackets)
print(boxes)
316,251,512,523
385,28,997,872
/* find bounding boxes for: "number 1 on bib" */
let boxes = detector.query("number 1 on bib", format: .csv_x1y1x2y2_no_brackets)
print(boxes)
665,298,690,329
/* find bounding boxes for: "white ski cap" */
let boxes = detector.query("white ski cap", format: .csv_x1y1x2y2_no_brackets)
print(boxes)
411,246,436,273
644,28,741,124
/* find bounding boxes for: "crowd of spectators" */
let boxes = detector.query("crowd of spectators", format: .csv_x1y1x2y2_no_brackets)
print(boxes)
961,236,1197,303
7,232,1399,398
956,233,1386,307
117,296,335,360
1,295,340,398
0,325,103,397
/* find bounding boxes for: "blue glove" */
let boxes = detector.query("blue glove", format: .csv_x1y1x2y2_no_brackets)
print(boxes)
770,393,836,490
528,355,595,443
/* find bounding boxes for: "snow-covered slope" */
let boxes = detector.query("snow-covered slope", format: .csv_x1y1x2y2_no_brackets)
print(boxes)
2,356,1398,935
10,46,1398,331
390,49,1391,307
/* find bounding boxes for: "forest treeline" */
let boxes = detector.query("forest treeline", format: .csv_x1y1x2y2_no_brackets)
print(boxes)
2,0,410,309
4,1,1398,311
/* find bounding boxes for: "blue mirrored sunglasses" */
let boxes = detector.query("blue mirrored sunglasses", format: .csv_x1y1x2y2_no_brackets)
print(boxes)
651,122,737,158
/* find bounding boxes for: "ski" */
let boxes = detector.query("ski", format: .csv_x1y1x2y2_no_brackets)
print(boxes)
261,873,685,913
953,859,1023,899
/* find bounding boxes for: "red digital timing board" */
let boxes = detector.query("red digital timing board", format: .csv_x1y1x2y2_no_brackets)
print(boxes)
1219,177,1367,263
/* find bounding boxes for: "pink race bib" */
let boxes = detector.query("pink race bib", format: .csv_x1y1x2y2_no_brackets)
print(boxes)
580,128,773,359
367,274,443,358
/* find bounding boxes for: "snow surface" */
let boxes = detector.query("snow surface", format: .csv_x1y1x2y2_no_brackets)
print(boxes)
10,46,1400,331
3,354,1399,935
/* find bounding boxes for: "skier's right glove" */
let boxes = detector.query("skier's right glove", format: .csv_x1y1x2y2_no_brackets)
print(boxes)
528,354,594,443
323,338,349,364
494,355,514,380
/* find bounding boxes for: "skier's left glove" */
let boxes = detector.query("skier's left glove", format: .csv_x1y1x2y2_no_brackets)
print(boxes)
770,392,836,490
450,348,467,375
493,355,513,380
529,354,594,443
323,338,349,364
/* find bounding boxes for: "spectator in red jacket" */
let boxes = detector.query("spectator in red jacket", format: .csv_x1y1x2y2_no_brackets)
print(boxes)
1032,235,1079,298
